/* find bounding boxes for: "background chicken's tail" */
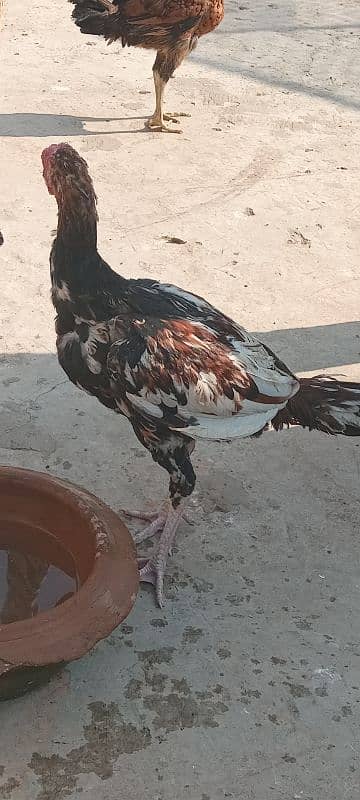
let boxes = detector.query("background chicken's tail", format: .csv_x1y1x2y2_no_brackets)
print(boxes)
70,0,201,49
272,376,360,436
70,0,123,40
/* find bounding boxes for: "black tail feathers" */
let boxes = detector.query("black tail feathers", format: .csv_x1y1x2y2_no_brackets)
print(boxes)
273,376,360,437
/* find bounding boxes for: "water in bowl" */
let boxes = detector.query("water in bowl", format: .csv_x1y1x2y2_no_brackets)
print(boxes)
0,523,79,624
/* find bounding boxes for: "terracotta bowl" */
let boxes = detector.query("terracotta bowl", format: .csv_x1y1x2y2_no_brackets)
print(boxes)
0,467,138,700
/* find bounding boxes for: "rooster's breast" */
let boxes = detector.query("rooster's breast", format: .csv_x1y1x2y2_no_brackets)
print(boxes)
56,318,118,411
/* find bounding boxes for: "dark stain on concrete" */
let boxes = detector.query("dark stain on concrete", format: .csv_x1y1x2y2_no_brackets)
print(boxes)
146,672,168,693
171,678,191,695
150,618,168,628
240,688,261,704
242,576,255,587
217,647,231,660
182,626,203,645
124,678,143,699
196,689,213,700
0,771,3,779
342,705,352,717
135,645,230,737
121,624,133,635
271,656,287,666
214,684,230,701
155,767,163,781
136,646,230,735
30,701,151,800
137,648,174,694
268,714,279,725
137,647,175,667
315,687,328,697
225,593,249,606
288,700,299,716
144,684,229,733
205,553,224,563
294,618,312,631
191,576,214,594
0,778,20,799
166,569,213,596
282,754,297,763
285,682,311,698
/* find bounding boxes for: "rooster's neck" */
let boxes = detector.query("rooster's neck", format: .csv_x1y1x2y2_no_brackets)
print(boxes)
57,192,98,253
51,190,100,288
50,192,128,316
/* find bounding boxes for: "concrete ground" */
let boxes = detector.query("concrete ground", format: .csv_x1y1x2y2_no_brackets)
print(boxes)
1,0,360,797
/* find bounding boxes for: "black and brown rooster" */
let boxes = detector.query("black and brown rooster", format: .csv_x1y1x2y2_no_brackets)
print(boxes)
42,143,360,606
70,0,224,132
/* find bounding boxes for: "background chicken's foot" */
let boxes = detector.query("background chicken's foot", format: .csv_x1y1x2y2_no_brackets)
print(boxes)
163,112,191,122
145,116,182,134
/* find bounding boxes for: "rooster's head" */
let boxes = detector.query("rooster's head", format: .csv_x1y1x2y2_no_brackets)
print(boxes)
41,143,97,209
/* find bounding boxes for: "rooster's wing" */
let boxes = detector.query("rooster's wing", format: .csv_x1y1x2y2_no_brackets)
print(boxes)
107,285,299,440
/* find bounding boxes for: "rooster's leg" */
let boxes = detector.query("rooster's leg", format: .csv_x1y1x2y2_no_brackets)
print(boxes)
146,71,183,134
138,501,185,607
130,426,195,606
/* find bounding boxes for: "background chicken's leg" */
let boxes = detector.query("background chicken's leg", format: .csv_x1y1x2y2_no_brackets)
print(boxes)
147,43,191,133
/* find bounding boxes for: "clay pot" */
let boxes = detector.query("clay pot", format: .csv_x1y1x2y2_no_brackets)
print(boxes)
0,467,138,700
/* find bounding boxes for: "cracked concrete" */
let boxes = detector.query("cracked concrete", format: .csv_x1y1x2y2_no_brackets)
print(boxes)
1,0,360,798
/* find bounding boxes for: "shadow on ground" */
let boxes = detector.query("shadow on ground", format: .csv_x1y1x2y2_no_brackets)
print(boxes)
0,113,148,138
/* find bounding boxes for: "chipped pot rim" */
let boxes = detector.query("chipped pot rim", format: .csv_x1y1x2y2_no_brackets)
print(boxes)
0,466,139,671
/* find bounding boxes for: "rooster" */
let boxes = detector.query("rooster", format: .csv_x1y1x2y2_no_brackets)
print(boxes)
42,143,360,607
70,0,224,133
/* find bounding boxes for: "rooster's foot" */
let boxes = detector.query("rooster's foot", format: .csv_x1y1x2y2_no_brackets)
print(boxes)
137,501,186,606
132,514,167,545
138,558,165,607
120,506,167,544
121,501,193,546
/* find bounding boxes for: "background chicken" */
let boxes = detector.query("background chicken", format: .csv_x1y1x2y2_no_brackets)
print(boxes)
70,0,224,132
42,143,360,607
